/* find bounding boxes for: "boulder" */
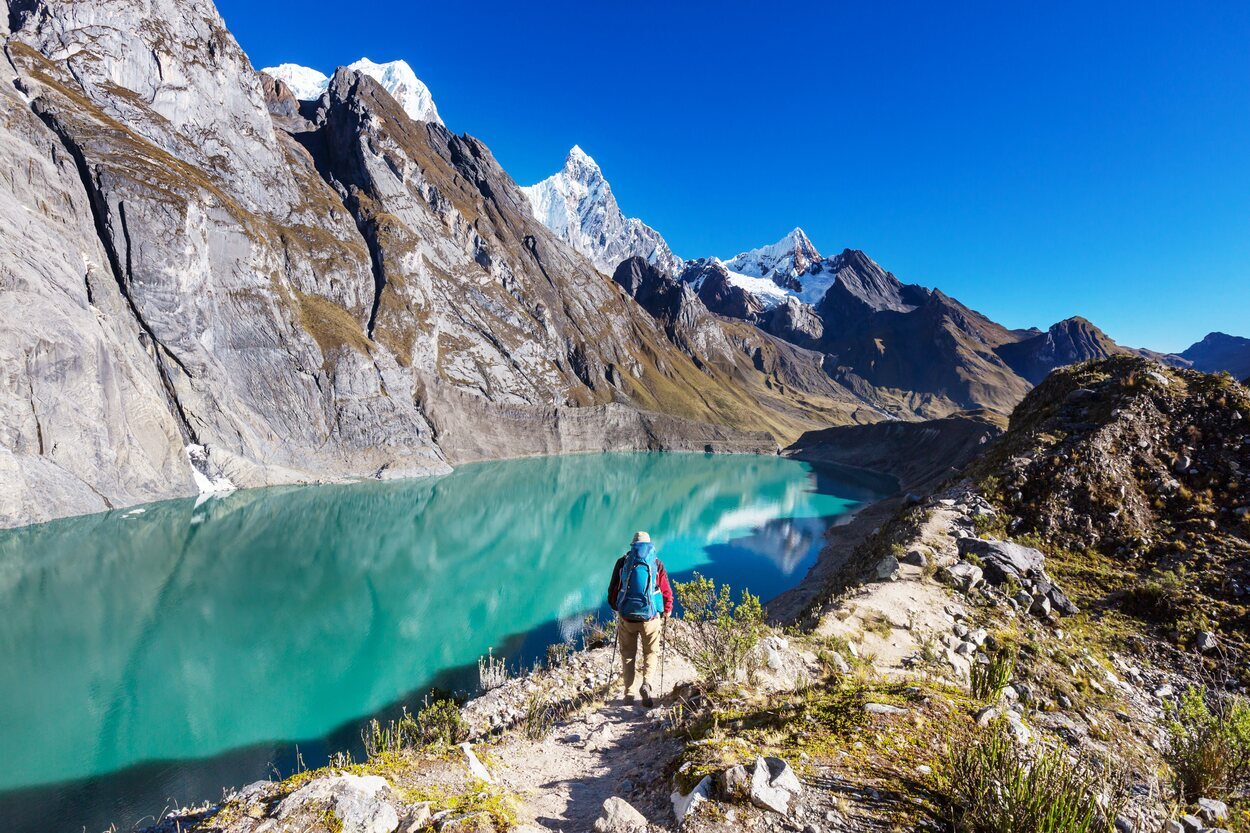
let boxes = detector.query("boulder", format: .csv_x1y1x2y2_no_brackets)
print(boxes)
901,548,929,567
939,562,984,593
1197,797,1229,823
958,538,1045,584
1179,814,1204,833
958,538,1078,615
749,756,802,815
275,775,399,833
594,796,649,833
875,555,901,581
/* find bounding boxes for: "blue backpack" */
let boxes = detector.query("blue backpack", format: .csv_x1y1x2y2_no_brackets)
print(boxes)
616,542,663,621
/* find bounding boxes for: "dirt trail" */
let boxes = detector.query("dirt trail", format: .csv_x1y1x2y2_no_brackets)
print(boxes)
490,652,698,831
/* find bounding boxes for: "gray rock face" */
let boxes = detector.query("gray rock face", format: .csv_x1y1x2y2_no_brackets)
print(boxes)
0,0,894,528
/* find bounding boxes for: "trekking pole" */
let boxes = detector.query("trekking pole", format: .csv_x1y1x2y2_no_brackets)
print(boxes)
605,619,619,696
660,615,667,698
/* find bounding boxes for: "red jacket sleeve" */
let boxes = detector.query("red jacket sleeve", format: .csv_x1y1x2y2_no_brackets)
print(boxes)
657,560,674,616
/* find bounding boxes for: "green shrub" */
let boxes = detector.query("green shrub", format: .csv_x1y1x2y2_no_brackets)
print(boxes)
935,722,1125,833
362,708,420,758
671,573,765,690
970,647,1017,703
416,698,468,747
1164,685,1250,801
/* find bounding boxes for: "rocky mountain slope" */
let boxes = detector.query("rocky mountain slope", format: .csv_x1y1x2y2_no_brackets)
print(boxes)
520,146,683,277
1181,331,1250,380
968,356,1250,653
0,0,893,529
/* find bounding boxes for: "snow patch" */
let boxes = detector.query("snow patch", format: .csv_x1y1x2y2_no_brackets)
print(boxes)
260,63,330,100
185,444,236,495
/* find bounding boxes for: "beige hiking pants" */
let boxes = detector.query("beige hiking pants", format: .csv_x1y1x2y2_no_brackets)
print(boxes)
617,616,663,697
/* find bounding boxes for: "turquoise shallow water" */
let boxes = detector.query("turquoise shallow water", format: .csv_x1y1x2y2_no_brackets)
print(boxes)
0,451,890,832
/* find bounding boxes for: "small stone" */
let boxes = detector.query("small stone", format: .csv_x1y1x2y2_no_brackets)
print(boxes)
1114,816,1134,833
1198,797,1229,823
974,706,999,726
1162,822,1183,833
1196,631,1218,653
719,764,750,801
968,628,988,646
1179,814,1204,832
864,702,907,716
939,562,984,593
1155,684,1175,699
875,555,901,581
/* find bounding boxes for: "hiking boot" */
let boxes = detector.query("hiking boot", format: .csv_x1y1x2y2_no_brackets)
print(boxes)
623,694,635,705
640,684,654,708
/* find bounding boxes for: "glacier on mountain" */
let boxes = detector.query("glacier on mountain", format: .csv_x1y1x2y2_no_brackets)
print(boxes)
723,227,836,305
520,146,684,277
261,58,442,125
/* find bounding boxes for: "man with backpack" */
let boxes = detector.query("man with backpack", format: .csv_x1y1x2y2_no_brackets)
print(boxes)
607,531,674,708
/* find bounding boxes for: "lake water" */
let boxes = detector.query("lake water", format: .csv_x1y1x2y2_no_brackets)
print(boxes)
0,451,891,832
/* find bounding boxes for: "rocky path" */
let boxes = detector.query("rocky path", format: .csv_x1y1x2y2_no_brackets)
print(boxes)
490,653,698,832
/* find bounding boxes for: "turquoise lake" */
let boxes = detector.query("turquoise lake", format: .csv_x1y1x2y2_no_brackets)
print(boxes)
0,451,890,832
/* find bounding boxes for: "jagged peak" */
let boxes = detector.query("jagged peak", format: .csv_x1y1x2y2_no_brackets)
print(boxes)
566,144,599,169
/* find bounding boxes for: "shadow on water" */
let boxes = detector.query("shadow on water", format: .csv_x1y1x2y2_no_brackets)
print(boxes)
0,454,890,833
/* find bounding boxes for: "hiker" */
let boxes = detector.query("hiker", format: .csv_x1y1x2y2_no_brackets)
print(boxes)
607,531,673,708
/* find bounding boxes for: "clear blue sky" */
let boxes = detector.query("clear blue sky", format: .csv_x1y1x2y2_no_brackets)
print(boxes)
217,0,1250,353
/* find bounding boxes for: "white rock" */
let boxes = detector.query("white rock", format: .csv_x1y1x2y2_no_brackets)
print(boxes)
671,774,712,823
864,703,907,716
459,742,492,783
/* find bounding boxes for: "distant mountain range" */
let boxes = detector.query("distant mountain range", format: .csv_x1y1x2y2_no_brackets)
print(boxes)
1,0,1247,530
524,147,1250,399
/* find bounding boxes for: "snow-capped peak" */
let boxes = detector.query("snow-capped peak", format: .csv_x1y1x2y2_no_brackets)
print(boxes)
565,144,600,173
521,146,683,277
725,227,823,285
345,58,442,125
259,58,443,125
261,63,330,101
